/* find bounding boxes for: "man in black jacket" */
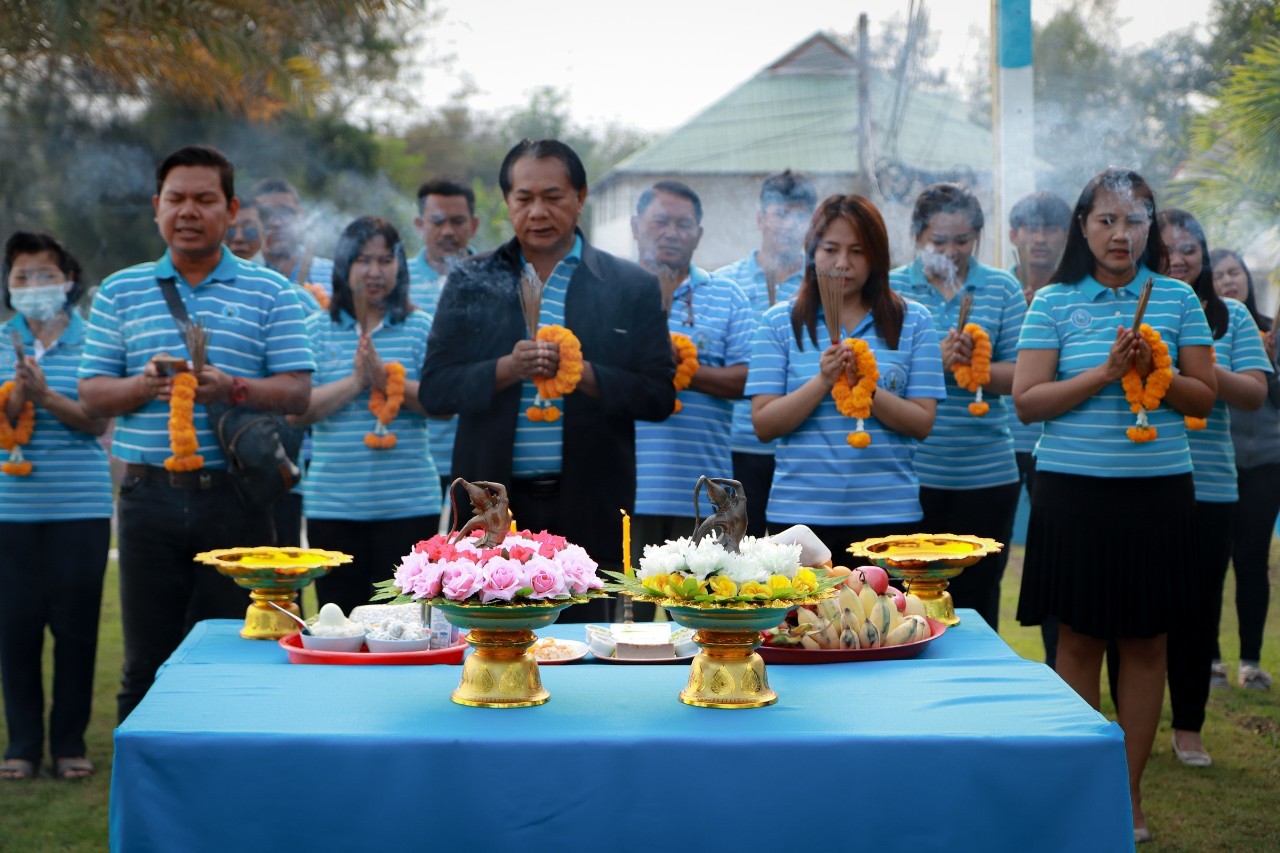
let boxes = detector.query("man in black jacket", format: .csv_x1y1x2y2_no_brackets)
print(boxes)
421,139,675,621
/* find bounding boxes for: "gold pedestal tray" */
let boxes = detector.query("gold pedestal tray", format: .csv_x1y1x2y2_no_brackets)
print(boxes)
195,547,353,639
847,533,1003,626
663,603,801,709
432,600,583,708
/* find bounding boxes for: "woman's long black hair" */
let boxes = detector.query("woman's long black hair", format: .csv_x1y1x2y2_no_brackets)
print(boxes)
1158,209,1227,339
330,216,411,325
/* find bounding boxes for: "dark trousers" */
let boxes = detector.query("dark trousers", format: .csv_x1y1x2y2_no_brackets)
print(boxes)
117,476,274,723
1225,463,1280,661
731,451,774,538
0,518,110,764
1017,451,1057,666
507,478,615,623
309,515,439,617
919,481,1021,631
272,491,302,548
771,521,915,571
1108,501,1233,731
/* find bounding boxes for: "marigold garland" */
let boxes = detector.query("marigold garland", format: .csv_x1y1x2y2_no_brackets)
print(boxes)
951,323,992,416
164,372,204,472
671,332,699,414
1120,324,1173,443
303,282,330,310
831,338,878,448
0,380,35,476
365,361,406,449
527,324,583,422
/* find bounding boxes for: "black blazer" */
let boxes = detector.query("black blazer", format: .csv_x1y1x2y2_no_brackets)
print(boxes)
421,231,675,562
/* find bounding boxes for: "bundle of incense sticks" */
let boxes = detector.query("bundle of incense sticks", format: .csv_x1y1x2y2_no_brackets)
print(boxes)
519,263,543,339
957,290,974,330
816,268,846,345
656,265,684,316
1132,277,1153,329
184,319,209,373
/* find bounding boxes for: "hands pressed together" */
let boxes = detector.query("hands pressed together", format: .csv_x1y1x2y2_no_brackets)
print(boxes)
510,338,560,381
1103,326,1155,382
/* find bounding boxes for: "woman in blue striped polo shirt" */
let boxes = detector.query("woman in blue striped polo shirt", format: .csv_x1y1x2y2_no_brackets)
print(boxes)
296,217,440,615
748,195,945,563
0,232,111,781
1013,170,1217,844
889,184,1027,630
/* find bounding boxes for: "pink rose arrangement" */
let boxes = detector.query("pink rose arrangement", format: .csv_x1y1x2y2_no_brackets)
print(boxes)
388,530,602,605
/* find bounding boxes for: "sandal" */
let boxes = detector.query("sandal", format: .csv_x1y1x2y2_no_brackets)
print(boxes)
1,758,37,780
55,756,93,780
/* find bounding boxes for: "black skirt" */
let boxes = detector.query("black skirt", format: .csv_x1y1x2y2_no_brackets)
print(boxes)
1016,470,1195,639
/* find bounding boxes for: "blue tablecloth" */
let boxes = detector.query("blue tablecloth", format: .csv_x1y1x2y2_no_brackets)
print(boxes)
110,612,1133,853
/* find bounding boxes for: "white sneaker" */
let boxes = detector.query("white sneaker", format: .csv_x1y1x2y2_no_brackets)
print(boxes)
1239,663,1272,690
1210,660,1229,688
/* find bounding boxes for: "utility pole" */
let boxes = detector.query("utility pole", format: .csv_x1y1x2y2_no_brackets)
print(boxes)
991,0,1035,267
854,13,874,198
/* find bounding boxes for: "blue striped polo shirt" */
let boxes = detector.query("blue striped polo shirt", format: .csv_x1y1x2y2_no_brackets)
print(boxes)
79,248,315,466
635,266,754,516
1017,267,1213,477
511,235,581,477
745,299,946,525
1190,298,1273,502
890,258,1026,489
407,249,465,479
0,313,112,520
301,309,440,520
713,252,804,456
285,252,334,296
1007,265,1043,454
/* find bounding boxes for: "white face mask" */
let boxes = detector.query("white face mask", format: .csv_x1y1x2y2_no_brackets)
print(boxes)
10,283,69,322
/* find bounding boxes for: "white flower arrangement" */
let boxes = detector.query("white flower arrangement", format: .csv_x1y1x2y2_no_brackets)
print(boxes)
637,536,804,586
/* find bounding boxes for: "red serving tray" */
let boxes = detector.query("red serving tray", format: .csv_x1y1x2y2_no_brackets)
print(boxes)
279,632,466,665
757,617,946,664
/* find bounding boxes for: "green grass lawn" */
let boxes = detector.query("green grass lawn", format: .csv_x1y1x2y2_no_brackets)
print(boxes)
1,547,1277,850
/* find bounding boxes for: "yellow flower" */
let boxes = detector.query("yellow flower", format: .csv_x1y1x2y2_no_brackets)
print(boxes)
708,575,738,599
791,568,818,595
768,575,791,591
641,573,669,596
739,581,770,597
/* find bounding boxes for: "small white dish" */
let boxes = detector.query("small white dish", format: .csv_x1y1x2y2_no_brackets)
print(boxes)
365,636,434,654
529,638,588,664
299,630,366,653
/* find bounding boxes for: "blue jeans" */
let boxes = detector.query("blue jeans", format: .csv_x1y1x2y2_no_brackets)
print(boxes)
116,473,274,722
0,518,109,764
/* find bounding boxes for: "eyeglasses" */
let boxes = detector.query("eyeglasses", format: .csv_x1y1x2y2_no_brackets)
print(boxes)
227,225,261,240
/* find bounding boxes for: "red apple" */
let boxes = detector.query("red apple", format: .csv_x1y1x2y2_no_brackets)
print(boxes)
887,586,906,612
860,565,889,595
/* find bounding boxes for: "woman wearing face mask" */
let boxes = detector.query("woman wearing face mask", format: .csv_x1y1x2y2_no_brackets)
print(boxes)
1013,170,1217,844
889,183,1027,631
1135,211,1269,769
1210,247,1279,692
748,194,945,562
293,217,440,615
0,232,111,781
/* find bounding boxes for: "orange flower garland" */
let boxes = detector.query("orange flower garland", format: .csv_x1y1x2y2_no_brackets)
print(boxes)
303,282,330,310
1120,324,1173,443
951,323,992,416
831,338,879,448
527,324,583,422
164,372,204,471
671,332,699,413
0,381,35,476
365,361,406,449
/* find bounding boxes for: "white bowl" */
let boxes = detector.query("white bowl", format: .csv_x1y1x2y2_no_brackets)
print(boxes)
365,636,433,654
299,631,366,653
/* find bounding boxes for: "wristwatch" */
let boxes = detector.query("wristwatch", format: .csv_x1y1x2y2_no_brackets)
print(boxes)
229,376,249,406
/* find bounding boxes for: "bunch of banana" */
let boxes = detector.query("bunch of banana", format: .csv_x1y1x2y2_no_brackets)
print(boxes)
766,585,930,650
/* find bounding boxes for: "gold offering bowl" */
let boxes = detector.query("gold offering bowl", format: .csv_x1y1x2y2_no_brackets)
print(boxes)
847,534,1003,626
432,600,584,709
195,547,353,639
662,601,815,709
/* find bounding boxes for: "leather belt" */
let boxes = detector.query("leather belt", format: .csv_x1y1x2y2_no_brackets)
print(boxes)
511,475,561,496
123,463,231,492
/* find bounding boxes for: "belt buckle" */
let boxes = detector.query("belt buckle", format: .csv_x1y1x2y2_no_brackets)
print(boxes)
199,472,213,490
168,469,182,489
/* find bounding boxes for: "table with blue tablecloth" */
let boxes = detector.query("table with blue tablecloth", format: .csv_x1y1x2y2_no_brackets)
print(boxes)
110,611,1133,853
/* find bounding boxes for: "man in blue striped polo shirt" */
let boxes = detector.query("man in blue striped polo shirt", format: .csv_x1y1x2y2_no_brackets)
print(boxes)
79,145,315,722
713,170,817,536
631,180,753,550
252,177,335,299
422,139,675,622
407,177,478,503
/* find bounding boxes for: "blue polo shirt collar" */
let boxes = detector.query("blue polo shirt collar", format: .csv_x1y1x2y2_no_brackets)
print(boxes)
519,234,583,270
1079,265,1154,302
9,311,86,349
815,304,876,341
155,246,238,287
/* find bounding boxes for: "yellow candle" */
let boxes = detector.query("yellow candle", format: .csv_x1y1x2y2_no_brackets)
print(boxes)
621,508,632,577
510,518,518,534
